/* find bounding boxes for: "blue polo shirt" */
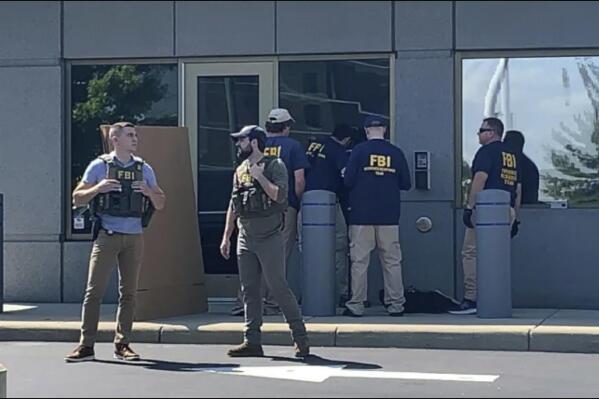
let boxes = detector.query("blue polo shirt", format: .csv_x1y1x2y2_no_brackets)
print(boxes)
264,135,311,210
471,141,520,207
82,153,158,234
305,136,348,197
344,139,411,225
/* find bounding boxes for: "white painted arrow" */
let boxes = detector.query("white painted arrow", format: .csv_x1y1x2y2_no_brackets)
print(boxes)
200,365,499,384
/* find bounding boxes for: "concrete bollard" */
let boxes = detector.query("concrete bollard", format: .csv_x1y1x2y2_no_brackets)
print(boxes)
0,193,3,314
0,363,6,398
301,190,336,316
475,189,512,318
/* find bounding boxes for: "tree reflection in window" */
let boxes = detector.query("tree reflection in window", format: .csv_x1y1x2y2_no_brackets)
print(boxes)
462,56,599,207
70,64,178,191
547,59,599,204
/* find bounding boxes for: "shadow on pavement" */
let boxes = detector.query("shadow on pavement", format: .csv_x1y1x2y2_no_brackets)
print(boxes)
267,354,382,370
93,358,240,372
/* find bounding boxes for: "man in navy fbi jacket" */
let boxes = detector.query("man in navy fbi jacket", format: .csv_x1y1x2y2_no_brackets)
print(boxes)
342,115,411,317
304,124,353,304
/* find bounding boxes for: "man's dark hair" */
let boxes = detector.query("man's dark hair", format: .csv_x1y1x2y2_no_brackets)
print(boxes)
332,123,353,140
483,117,504,138
265,120,292,134
503,130,525,152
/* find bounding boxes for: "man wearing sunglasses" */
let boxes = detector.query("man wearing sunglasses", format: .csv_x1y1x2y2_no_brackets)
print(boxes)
450,117,521,315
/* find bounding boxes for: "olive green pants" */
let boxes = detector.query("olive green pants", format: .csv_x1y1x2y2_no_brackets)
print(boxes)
79,230,144,347
237,230,308,346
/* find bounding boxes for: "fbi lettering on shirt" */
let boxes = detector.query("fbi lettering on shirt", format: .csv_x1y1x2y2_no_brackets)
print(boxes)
364,154,396,176
500,152,518,186
306,142,326,159
264,146,281,158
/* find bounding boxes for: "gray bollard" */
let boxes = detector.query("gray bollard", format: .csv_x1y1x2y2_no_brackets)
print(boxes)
301,190,336,316
0,194,3,314
475,189,512,318
0,363,6,398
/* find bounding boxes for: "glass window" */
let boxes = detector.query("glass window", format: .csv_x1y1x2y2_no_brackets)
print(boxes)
69,63,178,236
462,56,599,207
279,58,391,146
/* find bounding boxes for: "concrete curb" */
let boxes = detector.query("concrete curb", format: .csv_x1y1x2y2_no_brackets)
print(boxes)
0,363,6,399
335,325,531,351
530,326,599,353
2,305,599,354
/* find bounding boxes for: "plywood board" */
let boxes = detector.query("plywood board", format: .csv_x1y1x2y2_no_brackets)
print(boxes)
100,125,207,320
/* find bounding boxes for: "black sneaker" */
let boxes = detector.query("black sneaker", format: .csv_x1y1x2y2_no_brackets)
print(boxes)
448,299,477,315
114,343,141,361
227,342,264,357
342,308,362,318
65,345,95,363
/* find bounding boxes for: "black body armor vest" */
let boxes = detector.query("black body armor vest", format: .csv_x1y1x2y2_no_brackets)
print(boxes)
92,154,152,220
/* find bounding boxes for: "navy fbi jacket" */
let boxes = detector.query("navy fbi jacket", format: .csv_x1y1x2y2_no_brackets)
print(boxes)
344,138,411,225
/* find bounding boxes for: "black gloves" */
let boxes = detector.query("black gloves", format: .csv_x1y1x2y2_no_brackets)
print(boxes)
511,220,520,238
463,208,474,229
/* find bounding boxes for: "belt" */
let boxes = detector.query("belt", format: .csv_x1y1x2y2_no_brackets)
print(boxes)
101,228,125,236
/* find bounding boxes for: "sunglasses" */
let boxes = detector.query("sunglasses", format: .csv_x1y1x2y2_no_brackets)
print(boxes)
477,128,494,135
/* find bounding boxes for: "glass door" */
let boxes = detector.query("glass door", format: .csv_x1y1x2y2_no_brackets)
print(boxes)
184,62,275,298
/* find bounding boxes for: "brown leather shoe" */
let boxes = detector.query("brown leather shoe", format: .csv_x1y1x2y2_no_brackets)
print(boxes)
65,345,95,363
227,342,264,357
294,341,310,358
114,343,140,361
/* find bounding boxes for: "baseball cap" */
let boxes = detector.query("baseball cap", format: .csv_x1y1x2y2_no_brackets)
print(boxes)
267,108,295,123
363,115,386,128
332,123,354,140
230,125,267,141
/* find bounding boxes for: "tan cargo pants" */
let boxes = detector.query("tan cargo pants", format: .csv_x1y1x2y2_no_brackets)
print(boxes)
346,225,405,315
79,230,144,347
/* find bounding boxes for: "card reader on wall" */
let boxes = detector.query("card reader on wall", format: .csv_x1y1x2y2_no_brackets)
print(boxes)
414,151,430,190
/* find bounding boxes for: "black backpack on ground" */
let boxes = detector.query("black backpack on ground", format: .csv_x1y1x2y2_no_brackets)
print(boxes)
379,287,459,313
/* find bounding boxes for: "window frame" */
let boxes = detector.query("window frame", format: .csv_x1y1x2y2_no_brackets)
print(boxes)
66,53,395,241
455,49,599,209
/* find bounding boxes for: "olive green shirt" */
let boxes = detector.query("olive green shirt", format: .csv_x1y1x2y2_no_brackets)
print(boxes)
234,157,288,238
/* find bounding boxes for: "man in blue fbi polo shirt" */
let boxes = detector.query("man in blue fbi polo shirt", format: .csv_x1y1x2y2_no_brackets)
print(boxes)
342,116,411,317
450,117,521,315
263,108,311,313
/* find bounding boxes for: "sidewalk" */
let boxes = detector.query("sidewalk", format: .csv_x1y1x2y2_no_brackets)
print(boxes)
2,303,599,353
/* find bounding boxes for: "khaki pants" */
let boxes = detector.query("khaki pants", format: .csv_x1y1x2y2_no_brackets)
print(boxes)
264,206,298,310
80,230,144,347
346,225,405,315
237,230,308,346
462,208,516,301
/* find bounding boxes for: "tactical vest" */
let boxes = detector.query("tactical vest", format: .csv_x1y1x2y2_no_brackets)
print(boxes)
92,154,152,220
232,156,287,218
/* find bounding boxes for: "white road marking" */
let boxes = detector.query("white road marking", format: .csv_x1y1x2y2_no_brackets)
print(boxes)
200,365,500,383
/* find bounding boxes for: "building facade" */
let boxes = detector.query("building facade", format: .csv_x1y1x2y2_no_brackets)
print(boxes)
2,1,599,308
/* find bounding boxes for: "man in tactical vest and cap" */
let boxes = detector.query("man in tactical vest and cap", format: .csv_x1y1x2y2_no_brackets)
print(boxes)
65,122,166,362
220,125,310,358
